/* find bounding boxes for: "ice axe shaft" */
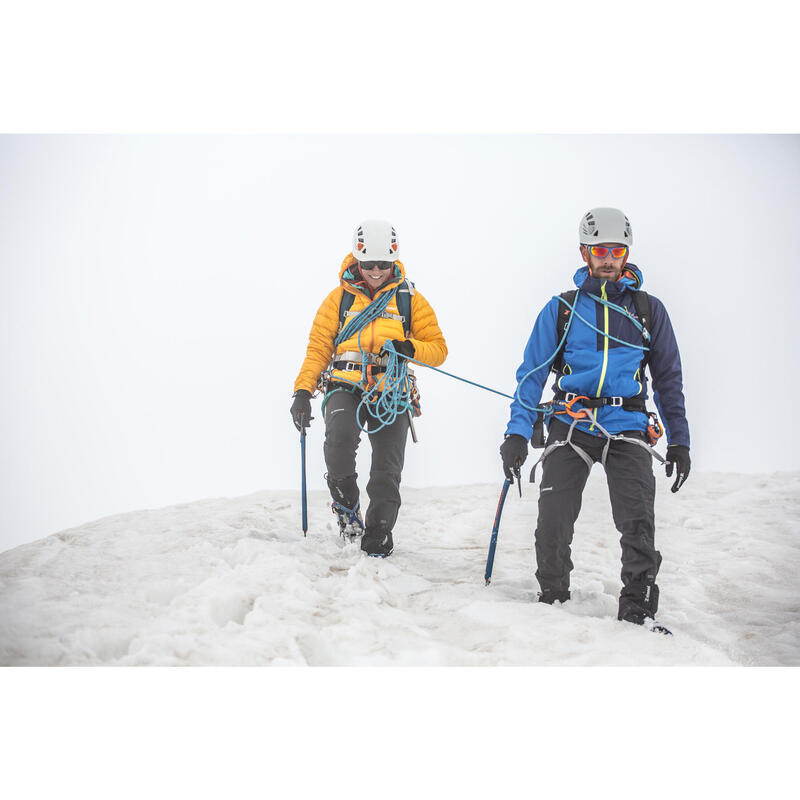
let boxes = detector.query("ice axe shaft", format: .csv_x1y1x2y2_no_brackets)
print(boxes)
484,478,512,585
300,415,308,536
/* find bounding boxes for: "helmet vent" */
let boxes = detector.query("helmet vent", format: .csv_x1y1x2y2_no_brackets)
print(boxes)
352,219,398,261
579,208,632,246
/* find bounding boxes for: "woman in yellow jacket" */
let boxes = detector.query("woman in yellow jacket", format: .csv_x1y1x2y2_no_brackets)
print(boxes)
290,220,447,557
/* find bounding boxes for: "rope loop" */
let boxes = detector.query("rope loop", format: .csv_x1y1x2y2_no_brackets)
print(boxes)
320,283,652,433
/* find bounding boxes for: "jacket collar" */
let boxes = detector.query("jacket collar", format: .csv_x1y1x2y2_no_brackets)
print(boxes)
339,253,405,298
573,263,644,297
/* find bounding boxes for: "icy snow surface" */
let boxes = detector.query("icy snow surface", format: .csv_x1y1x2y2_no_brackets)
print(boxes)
1,471,798,666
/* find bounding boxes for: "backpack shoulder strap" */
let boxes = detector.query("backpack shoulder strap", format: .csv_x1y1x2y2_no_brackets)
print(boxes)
396,279,414,337
552,290,577,373
339,280,414,338
550,289,652,377
338,288,356,333
631,290,652,368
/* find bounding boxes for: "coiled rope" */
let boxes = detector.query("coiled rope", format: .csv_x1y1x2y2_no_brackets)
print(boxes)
322,286,651,432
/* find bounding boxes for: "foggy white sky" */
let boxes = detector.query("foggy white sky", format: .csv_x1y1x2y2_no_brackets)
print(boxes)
1,134,799,551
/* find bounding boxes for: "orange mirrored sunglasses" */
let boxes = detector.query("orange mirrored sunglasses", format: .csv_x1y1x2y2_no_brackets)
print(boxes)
588,245,628,259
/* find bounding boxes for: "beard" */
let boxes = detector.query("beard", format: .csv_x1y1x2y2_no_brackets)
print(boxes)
588,259,624,281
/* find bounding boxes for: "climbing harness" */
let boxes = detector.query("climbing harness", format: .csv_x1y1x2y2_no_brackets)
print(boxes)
528,404,666,484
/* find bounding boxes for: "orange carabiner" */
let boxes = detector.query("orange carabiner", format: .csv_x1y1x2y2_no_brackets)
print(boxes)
647,412,663,446
564,395,592,419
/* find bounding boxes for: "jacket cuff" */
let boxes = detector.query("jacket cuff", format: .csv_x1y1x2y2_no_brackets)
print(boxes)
667,441,690,450
505,420,533,440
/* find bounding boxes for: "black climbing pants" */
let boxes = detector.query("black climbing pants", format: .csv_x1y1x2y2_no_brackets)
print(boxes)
534,419,661,614
323,387,410,535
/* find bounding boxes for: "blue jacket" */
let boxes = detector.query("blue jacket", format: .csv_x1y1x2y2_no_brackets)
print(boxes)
505,264,690,448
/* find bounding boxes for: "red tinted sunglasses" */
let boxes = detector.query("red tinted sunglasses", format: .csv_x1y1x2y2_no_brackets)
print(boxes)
588,245,628,259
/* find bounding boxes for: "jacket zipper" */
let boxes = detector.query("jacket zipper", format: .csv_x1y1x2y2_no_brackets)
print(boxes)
591,282,610,431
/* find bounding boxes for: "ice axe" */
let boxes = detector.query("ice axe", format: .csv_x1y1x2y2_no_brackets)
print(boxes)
484,477,512,585
299,413,308,537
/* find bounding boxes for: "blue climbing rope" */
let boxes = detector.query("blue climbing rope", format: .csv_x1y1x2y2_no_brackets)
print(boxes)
334,286,399,348
321,286,651,430
354,340,416,432
511,291,581,415
585,292,650,341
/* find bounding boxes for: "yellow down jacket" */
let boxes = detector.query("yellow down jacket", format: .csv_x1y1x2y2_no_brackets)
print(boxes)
293,254,448,394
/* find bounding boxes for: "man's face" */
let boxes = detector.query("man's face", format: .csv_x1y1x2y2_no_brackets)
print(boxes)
358,261,394,290
581,243,628,282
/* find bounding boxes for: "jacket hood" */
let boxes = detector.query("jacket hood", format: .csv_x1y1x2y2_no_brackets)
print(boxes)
573,262,644,292
339,253,406,292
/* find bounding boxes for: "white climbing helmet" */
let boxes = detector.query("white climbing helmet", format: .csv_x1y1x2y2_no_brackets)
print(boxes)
351,219,399,261
579,207,633,247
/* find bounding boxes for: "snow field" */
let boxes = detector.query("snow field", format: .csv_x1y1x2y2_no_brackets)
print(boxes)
1,471,798,666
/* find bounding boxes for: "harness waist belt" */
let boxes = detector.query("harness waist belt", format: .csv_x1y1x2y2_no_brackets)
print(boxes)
557,392,647,412
333,360,387,374
335,351,388,366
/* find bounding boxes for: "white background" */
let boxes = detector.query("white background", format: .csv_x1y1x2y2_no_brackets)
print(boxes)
2,134,799,551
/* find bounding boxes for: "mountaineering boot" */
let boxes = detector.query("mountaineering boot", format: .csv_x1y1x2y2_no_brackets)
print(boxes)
618,583,672,634
618,582,658,623
332,502,364,540
538,589,571,605
361,528,393,558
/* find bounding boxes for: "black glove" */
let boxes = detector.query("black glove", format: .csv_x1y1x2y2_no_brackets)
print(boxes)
383,339,415,359
290,390,313,431
500,434,528,479
665,445,690,493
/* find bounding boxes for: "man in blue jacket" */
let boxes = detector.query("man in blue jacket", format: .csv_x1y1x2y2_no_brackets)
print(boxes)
500,207,690,632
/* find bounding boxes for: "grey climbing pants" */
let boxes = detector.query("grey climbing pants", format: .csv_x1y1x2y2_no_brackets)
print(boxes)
323,387,410,535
